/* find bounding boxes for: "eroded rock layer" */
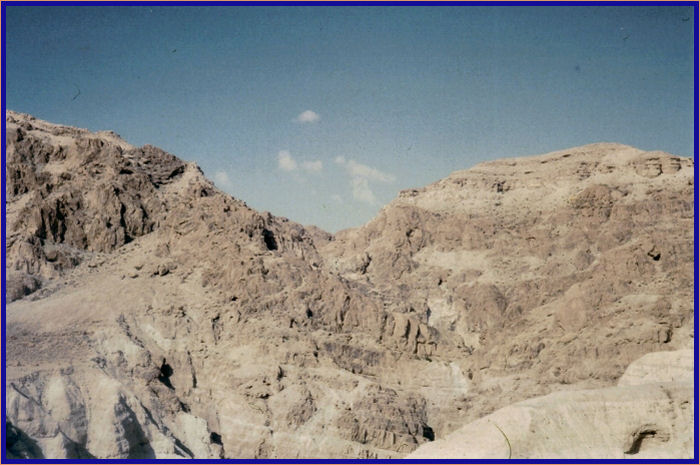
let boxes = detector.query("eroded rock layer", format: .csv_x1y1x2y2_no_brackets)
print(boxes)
407,350,693,459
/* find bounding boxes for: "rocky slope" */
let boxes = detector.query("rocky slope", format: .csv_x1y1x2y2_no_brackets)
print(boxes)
407,350,694,459
322,142,695,428
4,111,695,459
4,111,445,459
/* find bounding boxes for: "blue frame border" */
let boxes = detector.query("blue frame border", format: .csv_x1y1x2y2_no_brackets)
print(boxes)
0,1,698,464
693,0,699,462
0,1,698,6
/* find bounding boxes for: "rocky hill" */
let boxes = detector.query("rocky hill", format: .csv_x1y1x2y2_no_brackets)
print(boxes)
4,111,695,459
322,142,695,427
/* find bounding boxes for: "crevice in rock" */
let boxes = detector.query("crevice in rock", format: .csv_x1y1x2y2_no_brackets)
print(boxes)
157,360,175,390
422,425,435,441
210,432,223,445
172,437,194,458
625,427,668,455
212,314,222,342
187,351,198,389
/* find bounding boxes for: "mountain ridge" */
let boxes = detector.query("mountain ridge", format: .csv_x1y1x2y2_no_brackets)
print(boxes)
4,111,694,459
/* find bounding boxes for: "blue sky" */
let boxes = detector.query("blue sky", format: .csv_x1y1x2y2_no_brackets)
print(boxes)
4,5,695,232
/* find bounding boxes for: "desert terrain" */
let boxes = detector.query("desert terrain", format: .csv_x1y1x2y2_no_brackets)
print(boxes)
4,110,695,459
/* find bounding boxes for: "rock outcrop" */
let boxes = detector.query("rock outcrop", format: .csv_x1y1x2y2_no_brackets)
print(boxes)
322,142,694,430
407,350,694,459
4,111,694,458
5,111,434,459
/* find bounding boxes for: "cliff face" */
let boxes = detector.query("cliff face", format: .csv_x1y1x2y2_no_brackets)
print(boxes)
323,142,694,424
4,111,694,459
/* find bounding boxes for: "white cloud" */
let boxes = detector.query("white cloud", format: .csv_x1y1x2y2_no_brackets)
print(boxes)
213,170,232,189
295,110,320,124
334,157,395,183
334,156,395,204
351,177,377,205
346,160,395,183
278,150,297,171
278,150,323,174
331,194,343,204
301,160,323,173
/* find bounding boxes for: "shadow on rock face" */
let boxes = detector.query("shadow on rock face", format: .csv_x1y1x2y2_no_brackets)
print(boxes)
6,421,45,459
120,402,156,459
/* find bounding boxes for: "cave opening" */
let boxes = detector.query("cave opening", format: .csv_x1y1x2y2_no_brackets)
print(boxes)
262,229,278,251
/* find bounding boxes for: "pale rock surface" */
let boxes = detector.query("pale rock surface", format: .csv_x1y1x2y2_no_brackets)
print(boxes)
4,111,694,458
618,349,694,386
407,350,694,459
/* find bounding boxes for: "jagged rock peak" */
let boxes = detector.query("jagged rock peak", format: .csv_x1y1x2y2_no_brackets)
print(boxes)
6,110,134,151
